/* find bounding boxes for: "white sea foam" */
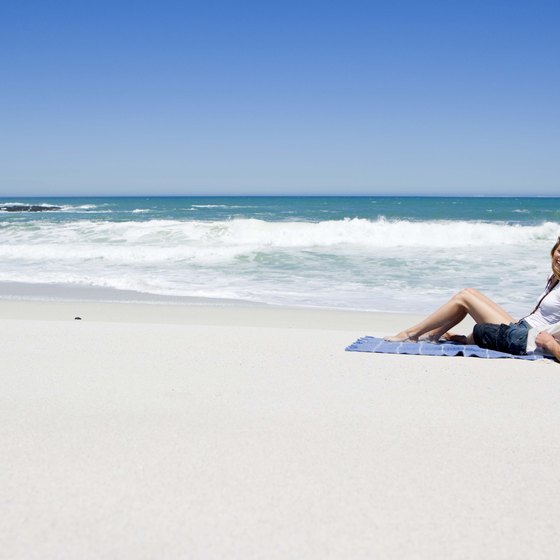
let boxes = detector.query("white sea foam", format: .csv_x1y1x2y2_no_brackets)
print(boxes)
191,204,230,208
0,218,557,262
69,204,98,210
0,217,557,314
5,217,559,243
191,204,257,209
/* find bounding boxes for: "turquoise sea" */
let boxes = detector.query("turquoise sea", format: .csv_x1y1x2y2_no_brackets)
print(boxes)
1,196,559,315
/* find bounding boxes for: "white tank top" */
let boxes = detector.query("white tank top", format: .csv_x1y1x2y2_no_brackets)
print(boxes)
524,279,560,329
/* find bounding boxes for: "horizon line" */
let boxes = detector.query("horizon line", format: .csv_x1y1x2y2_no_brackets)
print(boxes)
1,193,560,199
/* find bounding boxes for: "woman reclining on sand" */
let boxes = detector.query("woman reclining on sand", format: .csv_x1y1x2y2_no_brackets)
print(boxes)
386,237,560,359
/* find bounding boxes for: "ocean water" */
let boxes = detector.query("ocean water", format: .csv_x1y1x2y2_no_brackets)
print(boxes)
1,196,559,316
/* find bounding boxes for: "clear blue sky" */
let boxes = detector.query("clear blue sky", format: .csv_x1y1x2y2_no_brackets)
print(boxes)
1,0,558,196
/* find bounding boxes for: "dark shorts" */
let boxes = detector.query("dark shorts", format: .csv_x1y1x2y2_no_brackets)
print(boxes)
473,320,530,355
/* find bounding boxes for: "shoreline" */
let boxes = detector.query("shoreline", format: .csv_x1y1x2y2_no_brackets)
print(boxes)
0,296,429,334
0,280,437,332
0,280,259,306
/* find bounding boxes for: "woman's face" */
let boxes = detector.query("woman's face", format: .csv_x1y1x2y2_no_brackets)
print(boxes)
552,243,560,279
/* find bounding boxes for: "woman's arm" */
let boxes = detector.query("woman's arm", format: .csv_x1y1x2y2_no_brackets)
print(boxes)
535,332,560,361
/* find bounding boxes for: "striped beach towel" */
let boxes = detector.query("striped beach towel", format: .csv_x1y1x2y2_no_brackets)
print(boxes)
346,336,543,360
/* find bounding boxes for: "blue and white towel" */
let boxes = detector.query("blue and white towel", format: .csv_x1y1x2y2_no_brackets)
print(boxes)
346,336,543,360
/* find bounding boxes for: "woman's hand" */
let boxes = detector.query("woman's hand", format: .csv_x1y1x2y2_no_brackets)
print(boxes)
535,332,560,361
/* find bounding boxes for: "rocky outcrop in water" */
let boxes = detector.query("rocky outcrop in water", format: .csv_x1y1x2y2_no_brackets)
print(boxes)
0,204,61,212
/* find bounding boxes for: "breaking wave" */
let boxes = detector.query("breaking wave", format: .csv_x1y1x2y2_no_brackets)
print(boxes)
0,217,557,254
0,216,557,313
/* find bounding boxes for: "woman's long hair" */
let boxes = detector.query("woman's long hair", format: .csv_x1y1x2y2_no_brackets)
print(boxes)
550,237,560,282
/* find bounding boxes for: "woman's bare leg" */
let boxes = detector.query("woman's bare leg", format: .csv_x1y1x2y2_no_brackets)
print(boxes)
419,288,513,341
432,289,516,342
386,288,515,342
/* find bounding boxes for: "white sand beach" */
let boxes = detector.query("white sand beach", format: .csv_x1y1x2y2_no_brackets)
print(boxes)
2,299,560,559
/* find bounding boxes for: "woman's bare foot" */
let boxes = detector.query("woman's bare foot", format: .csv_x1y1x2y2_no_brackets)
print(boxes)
418,333,443,342
384,331,417,342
